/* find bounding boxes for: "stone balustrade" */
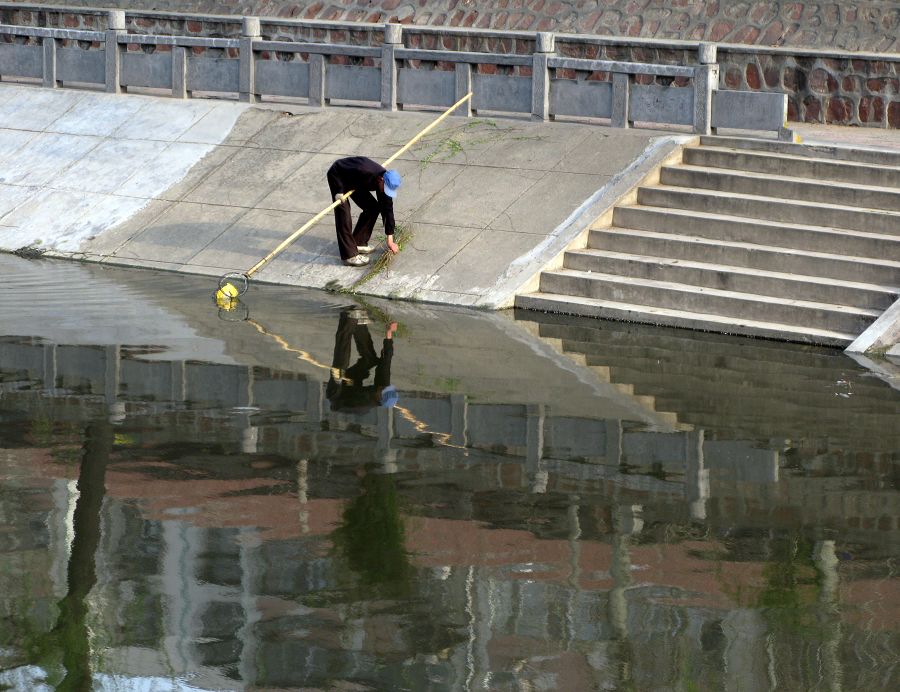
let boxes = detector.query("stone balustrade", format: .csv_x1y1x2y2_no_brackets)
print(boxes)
3,1,895,128
0,6,792,135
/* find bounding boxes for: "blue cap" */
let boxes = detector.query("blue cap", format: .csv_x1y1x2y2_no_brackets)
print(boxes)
380,385,399,408
383,169,401,198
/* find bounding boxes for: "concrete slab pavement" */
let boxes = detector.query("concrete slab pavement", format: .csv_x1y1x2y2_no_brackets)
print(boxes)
792,122,900,154
0,82,687,308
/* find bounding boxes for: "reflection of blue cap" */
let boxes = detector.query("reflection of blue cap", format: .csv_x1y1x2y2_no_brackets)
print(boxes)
383,169,401,198
380,385,399,408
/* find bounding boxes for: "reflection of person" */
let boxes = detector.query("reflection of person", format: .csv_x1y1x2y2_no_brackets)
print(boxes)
327,308,399,413
326,156,401,267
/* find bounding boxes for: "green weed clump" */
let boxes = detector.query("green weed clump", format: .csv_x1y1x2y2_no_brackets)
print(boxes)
348,225,414,292
416,119,542,169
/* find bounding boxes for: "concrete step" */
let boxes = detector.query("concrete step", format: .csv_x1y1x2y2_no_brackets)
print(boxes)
647,404,900,442
547,333,875,383
533,323,900,404
579,352,900,403
545,336,899,397
660,164,900,212
589,227,900,285
637,185,900,235
514,291,858,346
510,333,684,428
532,319,858,371
684,145,900,189
639,389,900,425
610,206,900,261
519,311,900,409
583,350,900,405
592,382,900,430
563,249,897,310
539,269,879,333
595,372,900,431
699,135,900,168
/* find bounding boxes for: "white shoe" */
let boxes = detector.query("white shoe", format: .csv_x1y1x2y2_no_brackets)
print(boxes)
343,254,370,267
356,245,376,255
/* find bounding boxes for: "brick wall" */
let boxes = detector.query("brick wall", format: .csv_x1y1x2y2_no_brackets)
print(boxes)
6,1,899,52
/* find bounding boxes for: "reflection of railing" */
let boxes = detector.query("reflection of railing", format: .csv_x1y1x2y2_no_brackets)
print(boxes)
4,337,900,535
0,9,788,135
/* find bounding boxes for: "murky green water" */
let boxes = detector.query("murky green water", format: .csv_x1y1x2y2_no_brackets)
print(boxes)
1,254,898,691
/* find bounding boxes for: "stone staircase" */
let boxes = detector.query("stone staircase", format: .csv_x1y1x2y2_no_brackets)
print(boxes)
516,136,900,347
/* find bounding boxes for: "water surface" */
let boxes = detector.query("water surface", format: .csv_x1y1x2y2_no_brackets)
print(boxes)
1,255,898,691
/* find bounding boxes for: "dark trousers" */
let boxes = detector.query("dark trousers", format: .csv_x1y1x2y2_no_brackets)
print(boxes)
326,310,391,412
327,171,380,260
330,312,380,382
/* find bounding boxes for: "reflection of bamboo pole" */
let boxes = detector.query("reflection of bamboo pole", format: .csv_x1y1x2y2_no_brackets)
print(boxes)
244,91,473,278
395,404,468,452
246,318,331,371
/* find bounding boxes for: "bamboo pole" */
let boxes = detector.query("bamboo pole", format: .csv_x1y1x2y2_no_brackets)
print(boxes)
243,91,473,279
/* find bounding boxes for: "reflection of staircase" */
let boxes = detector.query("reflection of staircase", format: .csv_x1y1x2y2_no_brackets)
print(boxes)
530,322,685,430
518,310,900,451
517,136,900,347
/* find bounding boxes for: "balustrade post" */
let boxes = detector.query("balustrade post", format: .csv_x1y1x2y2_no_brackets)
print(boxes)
455,63,473,116
309,54,326,107
239,16,260,103
172,46,188,98
611,72,630,128
381,23,402,111
449,393,468,447
531,31,554,121
105,9,125,94
693,41,718,134
526,404,546,493
42,36,60,88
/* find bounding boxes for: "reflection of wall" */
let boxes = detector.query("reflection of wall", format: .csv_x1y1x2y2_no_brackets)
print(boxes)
3,338,899,539
2,338,899,689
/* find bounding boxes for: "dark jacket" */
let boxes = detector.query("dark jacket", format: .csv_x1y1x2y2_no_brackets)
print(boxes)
327,156,396,235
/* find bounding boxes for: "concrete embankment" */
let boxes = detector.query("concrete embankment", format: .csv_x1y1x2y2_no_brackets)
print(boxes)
0,82,685,307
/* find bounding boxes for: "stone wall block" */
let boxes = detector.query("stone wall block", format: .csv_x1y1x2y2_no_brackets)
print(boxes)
732,25,761,43
823,57,849,71
859,96,885,123
787,96,799,120
724,65,742,89
709,20,734,41
826,95,854,123
783,2,805,21
761,20,786,45
782,65,802,92
809,67,838,93
746,63,761,89
802,94,823,121
750,2,778,24
843,76,861,92
889,102,900,128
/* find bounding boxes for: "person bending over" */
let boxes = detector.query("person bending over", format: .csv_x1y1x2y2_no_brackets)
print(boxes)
327,156,401,267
